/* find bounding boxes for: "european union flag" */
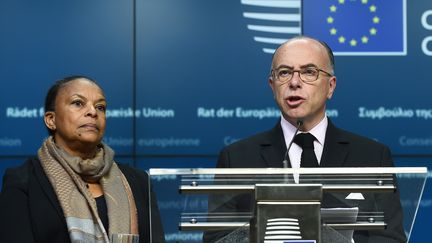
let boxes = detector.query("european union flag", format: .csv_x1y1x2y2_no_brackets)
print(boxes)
303,0,406,55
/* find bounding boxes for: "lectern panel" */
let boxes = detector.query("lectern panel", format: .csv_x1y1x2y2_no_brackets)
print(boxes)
149,167,427,243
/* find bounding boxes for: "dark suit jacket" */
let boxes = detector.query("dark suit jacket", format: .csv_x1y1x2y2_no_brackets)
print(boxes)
0,157,165,243
205,120,406,243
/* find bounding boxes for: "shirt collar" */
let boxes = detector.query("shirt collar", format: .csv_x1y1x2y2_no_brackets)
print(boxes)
280,116,328,147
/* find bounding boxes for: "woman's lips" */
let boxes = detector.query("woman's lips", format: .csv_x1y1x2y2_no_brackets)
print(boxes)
80,123,99,131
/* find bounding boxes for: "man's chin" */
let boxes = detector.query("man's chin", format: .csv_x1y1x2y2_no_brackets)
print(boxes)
283,110,306,121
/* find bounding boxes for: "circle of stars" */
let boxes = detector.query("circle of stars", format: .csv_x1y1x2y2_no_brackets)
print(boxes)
327,0,380,47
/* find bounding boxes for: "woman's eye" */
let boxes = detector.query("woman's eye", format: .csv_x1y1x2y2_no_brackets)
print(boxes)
96,105,106,112
72,100,83,107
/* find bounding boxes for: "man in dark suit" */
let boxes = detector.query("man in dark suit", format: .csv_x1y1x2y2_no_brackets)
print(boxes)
204,36,406,242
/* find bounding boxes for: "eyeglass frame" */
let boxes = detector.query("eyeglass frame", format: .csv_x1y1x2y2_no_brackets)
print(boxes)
270,66,333,84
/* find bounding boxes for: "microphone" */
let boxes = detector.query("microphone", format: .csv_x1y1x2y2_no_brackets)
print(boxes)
282,120,303,168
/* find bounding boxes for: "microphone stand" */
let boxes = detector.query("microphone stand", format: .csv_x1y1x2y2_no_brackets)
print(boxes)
282,120,303,183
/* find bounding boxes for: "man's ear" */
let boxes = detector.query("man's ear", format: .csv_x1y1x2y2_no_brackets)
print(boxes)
268,77,276,96
44,111,56,131
327,76,337,99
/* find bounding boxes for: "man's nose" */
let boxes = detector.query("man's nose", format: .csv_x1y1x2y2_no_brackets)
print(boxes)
289,71,302,88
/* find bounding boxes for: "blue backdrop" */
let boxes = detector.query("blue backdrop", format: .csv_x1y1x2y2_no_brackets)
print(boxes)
0,0,431,242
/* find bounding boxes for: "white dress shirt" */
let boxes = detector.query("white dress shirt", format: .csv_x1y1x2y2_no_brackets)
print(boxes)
280,116,328,182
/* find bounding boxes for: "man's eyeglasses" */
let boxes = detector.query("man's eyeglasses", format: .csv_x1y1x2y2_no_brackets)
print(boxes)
271,67,333,84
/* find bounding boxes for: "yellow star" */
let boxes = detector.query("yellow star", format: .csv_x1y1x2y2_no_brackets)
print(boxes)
327,16,334,24
370,28,377,35
330,28,337,35
361,0,368,4
370,5,377,12
350,39,357,46
338,36,346,43
361,36,369,43
338,0,345,4
373,16,380,24
330,5,337,12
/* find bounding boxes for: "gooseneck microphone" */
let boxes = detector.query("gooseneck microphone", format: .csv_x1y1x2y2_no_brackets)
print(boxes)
282,120,304,168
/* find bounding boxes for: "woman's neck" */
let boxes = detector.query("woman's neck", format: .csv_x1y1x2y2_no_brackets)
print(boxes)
54,138,99,159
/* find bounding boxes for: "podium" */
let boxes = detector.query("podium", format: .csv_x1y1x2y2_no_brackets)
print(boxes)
148,167,427,243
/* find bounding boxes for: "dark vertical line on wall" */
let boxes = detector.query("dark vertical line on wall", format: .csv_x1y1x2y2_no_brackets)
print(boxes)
132,0,137,167
300,0,303,34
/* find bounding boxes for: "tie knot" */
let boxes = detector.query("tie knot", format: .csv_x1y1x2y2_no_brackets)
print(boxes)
294,133,316,149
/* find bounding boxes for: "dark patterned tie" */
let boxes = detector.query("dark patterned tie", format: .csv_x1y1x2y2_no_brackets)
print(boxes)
294,133,319,167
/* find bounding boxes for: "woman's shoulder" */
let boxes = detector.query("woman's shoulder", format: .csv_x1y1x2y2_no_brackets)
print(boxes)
116,163,149,181
116,163,151,198
2,157,39,189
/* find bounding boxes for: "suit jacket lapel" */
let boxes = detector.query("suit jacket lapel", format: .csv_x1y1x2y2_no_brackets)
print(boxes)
320,120,349,167
31,157,66,221
118,165,148,239
260,122,288,168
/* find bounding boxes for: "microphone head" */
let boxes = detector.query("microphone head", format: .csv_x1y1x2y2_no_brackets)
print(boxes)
296,120,303,127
